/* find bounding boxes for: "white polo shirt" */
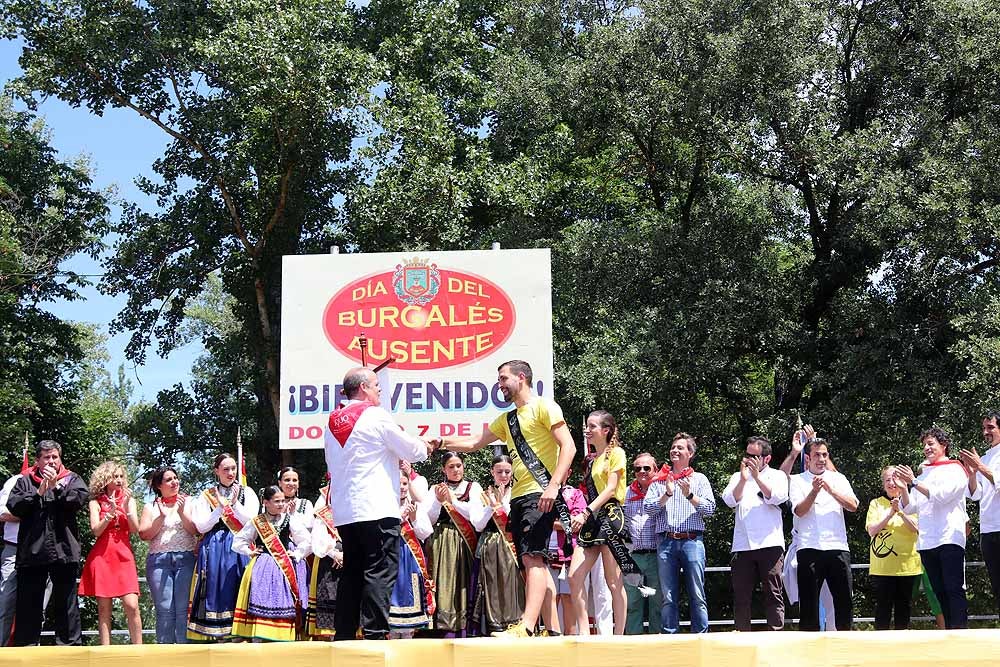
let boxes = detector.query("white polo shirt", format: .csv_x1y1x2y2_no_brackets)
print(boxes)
722,466,789,552
789,470,857,551
0,474,21,544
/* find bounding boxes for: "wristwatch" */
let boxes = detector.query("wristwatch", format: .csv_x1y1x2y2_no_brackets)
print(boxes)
686,492,694,500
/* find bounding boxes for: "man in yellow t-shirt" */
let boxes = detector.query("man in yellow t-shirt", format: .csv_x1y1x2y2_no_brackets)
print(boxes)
440,360,576,637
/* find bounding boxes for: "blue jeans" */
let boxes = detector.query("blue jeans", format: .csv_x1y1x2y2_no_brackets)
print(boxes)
0,543,17,646
147,551,196,643
656,534,708,633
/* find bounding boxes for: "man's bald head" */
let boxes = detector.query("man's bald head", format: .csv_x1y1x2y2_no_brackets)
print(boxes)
343,367,381,405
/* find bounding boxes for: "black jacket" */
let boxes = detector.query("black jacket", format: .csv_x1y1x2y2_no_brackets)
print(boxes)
8,471,89,567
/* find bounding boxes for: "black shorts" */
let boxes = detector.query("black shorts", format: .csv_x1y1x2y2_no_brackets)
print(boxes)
509,492,556,564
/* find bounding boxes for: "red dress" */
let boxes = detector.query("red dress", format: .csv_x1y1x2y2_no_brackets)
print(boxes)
78,493,140,597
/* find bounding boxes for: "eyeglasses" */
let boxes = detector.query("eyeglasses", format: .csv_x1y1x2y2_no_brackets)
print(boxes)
633,466,653,472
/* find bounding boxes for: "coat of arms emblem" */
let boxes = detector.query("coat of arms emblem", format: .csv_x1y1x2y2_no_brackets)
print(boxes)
393,258,441,306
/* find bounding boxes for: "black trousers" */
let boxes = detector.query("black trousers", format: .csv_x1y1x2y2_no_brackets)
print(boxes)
14,562,81,646
920,544,967,629
870,574,918,630
981,531,1000,615
796,548,853,631
334,517,400,640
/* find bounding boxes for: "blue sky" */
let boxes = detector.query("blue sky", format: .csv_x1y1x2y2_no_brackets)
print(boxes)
2,39,201,402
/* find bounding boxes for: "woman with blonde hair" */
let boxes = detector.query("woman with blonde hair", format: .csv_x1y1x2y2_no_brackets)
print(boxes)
77,461,142,644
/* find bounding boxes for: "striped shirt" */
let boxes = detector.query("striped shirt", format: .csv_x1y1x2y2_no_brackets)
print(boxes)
623,484,660,551
644,473,716,535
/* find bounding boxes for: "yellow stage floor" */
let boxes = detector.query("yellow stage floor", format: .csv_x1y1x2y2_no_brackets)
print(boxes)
2,631,999,667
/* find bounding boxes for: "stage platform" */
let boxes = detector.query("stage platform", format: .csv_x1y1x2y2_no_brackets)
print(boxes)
2,631,999,667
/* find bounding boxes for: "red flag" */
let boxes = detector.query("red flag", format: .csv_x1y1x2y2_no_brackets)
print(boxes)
20,433,29,474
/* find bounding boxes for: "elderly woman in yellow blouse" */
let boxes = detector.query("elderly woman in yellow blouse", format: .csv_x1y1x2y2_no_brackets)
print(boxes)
866,466,920,630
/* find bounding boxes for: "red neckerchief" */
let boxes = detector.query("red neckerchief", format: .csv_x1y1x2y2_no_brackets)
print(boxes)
98,491,127,517
29,464,72,485
328,400,374,446
925,458,969,476
628,480,652,501
409,470,418,481
652,464,694,482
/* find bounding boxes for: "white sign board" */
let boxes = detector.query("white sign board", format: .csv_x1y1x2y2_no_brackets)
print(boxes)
279,249,553,449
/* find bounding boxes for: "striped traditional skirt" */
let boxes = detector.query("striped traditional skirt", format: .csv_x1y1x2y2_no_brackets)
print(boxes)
186,526,249,640
425,522,477,633
231,553,309,642
305,555,339,639
474,526,525,633
390,539,429,630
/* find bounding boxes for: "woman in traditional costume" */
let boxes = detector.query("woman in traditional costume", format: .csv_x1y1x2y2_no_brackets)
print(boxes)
567,410,629,635
390,472,434,637
231,486,311,641
475,455,525,634
306,479,340,639
187,453,260,640
278,466,314,520
78,461,142,644
422,451,491,636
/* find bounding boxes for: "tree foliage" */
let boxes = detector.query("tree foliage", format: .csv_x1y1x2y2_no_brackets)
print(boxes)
5,1,1000,625
0,97,110,475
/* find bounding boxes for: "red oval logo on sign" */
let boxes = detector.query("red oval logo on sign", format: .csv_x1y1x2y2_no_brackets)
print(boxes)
322,261,517,371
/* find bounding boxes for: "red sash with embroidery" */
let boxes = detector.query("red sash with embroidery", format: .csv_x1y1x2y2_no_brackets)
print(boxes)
401,519,436,616
442,481,479,554
203,488,244,534
328,400,374,446
482,490,517,561
315,504,339,540
253,515,301,607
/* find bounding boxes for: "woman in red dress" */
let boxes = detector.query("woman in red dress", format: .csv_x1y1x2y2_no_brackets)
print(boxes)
78,461,142,644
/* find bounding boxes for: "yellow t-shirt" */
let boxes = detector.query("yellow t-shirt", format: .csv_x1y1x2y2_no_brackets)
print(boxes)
866,496,922,576
488,396,565,499
589,447,627,504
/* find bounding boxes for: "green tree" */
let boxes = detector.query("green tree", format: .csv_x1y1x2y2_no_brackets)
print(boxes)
2,0,376,474
0,97,109,475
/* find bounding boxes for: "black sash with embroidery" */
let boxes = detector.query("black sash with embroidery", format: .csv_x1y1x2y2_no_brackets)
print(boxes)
582,458,639,575
506,408,574,556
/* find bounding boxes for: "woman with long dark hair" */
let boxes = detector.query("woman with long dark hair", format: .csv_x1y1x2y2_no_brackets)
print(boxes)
475,454,525,633
422,451,490,636
139,466,199,643
231,485,311,641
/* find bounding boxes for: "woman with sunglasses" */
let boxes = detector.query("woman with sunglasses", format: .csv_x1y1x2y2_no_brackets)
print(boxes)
475,454,525,634
567,410,629,635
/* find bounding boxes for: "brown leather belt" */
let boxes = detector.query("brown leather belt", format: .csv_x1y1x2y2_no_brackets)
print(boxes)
663,532,700,540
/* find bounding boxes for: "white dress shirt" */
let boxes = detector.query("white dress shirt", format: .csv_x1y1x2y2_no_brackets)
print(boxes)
323,400,428,526
901,462,969,550
789,470,857,551
968,445,1000,533
0,474,22,543
722,466,789,552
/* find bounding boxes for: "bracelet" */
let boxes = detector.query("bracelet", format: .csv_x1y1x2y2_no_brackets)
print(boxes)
686,492,694,501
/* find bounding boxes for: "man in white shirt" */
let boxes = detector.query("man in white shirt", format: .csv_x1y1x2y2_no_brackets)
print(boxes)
0,473,21,646
960,410,1000,615
324,367,432,640
722,436,789,631
788,438,859,631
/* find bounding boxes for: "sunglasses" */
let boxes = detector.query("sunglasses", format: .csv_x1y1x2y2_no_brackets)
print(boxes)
633,465,653,472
